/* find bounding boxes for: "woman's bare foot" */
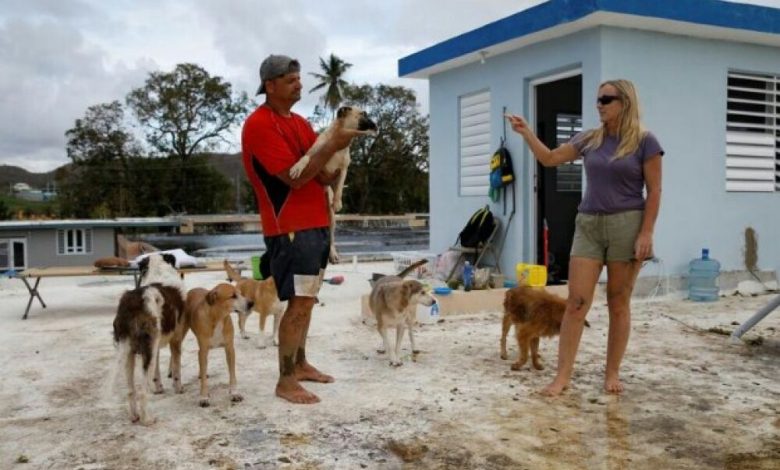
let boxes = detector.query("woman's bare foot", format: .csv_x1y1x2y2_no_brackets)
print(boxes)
604,375,624,394
295,362,335,383
540,379,569,397
276,377,320,404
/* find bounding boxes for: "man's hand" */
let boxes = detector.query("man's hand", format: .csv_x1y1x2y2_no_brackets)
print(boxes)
315,167,341,186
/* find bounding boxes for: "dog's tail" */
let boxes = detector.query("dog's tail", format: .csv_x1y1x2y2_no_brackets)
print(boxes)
396,259,428,279
224,259,243,283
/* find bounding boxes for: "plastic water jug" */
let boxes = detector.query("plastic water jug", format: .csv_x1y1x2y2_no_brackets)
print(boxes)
688,248,720,302
463,261,474,291
251,255,263,280
516,263,548,287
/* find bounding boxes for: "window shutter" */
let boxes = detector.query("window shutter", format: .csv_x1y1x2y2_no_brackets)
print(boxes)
85,229,92,253
57,230,65,255
556,113,583,192
726,72,778,192
459,90,491,196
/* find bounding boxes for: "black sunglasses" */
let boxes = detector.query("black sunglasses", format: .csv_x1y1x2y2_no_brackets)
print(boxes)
597,95,620,105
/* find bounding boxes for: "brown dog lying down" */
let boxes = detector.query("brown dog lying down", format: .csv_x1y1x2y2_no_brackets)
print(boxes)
500,286,589,371
223,259,286,349
369,259,435,367
185,283,253,407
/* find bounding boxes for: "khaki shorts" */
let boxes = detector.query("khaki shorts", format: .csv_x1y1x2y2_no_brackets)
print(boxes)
570,210,644,263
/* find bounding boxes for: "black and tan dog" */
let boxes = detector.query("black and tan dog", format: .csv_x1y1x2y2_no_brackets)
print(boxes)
500,286,589,371
368,260,435,367
223,259,285,348
185,283,252,407
288,106,377,263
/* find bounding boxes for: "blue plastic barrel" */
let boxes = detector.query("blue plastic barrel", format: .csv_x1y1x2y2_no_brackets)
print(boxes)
688,248,720,302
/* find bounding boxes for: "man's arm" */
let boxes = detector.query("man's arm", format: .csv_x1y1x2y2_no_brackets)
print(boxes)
274,130,356,189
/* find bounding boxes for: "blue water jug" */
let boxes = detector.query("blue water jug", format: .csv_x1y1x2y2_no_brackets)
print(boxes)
688,248,720,302
463,261,474,292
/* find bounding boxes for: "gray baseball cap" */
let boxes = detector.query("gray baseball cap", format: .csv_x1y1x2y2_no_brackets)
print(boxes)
256,54,300,95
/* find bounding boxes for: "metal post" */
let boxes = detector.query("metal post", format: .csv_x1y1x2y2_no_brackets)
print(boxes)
730,294,780,341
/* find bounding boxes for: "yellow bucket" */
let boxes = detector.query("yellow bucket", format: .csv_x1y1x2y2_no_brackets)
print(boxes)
516,263,547,287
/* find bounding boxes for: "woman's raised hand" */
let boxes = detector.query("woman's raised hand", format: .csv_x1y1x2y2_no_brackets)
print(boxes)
505,113,531,137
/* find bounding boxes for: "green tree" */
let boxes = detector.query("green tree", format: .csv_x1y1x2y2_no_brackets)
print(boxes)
126,63,252,212
60,101,141,217
335,83,429,214
309,54,352,115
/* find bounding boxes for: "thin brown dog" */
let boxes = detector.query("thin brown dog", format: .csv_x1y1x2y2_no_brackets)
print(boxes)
185,283,252,407
223,259,285,348
500,286,589,371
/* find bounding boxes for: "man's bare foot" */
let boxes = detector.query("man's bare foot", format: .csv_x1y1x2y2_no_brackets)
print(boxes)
295,362,335,383
276,377,320,404
604,375,624,394
540,380,569,397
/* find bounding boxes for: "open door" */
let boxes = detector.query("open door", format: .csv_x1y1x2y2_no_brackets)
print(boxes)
534,74,582,283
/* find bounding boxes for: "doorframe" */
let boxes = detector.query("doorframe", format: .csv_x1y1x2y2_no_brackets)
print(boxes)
526,67,582,265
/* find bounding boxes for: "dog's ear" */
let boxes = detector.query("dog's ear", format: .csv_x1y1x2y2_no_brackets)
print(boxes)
206,289,218,305
336,106,352,119
161,253,177,268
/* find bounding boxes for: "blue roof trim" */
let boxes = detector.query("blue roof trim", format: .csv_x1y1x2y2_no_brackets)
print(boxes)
398,0,780,77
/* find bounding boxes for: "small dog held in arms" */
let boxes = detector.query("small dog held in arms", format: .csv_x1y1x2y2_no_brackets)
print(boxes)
288,105,377,263
500,285,589,371
185,283,252,407
223,259,285,349
368,259,436,367
112,253,186,424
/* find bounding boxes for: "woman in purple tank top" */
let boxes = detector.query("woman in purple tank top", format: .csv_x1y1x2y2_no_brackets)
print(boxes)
506,79,663,397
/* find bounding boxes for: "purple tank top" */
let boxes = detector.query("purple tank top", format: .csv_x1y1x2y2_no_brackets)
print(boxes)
568,131,664,214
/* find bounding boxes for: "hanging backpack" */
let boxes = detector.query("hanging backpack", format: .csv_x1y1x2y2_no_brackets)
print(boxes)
458,205,496,248
489,138,515,202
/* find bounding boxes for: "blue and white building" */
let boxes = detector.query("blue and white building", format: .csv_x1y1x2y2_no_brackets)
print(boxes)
400,0,780,287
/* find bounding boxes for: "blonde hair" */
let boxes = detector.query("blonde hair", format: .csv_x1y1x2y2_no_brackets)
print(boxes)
582,79,644,159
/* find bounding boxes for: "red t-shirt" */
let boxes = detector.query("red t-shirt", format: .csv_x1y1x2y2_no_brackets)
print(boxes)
241,105,329,236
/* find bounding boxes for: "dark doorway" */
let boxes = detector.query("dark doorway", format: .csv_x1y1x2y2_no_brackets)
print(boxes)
534,74,582,283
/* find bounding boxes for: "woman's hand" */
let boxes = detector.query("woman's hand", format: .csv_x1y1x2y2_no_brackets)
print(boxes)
505,113,532,138
634,231,654,261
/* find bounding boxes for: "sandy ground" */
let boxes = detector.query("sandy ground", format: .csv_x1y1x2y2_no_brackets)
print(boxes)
0,261,778,469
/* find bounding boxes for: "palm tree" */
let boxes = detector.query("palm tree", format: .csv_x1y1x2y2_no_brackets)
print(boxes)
309,54,352,116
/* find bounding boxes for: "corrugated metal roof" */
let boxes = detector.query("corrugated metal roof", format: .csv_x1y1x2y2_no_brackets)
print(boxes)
399,0,780,78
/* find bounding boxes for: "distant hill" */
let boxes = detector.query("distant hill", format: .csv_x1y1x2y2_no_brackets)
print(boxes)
0,165,60,194
1,153,245,195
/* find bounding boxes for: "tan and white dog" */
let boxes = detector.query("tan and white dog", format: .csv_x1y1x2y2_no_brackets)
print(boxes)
184,283,253,407
368,260,435,367
223,259,286,348
288,106,377,263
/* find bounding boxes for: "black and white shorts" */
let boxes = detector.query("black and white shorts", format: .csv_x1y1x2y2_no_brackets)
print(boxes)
263,227,329,301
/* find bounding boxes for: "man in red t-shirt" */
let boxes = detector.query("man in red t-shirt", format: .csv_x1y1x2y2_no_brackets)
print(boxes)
242,55,352,404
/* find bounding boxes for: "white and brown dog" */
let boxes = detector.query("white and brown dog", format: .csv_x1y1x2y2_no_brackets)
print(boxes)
185,283,252,407
112,253,186,424
223,259,286,348
288,106,377,263
368,260,435,367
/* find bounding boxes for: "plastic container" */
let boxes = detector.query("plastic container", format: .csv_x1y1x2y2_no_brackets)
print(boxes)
251,255,263,280
516,263,548,287
688,248,720,302
429,302,440,320
463,261,474,291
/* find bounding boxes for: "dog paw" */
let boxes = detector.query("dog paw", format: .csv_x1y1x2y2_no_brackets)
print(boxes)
376,349,386,354
140,416,157,426
500,353,508,360
230,393,244,403
390,361,403,367
332,199,343,213
199,398,210,408
241,333,250,340
129,413,140,423
532,362,545,371
412,349,421,355
152,385,164,394
510,362,524,371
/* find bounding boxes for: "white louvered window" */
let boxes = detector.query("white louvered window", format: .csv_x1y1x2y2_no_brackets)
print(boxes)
459,90,491,196
556,113,583,192
726,71,779,192
57,228,92,255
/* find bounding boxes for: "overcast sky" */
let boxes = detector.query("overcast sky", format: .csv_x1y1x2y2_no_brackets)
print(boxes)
1,0,776,173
